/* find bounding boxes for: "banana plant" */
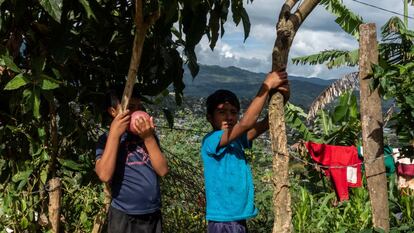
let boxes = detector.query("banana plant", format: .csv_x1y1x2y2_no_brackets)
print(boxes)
291,0,414,146
374,16,414,144
286,90,360,146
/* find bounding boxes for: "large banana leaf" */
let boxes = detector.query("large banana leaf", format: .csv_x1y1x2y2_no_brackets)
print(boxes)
320,0,364,39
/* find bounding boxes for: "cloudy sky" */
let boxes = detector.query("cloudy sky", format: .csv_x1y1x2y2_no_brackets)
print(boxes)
195,0,413,79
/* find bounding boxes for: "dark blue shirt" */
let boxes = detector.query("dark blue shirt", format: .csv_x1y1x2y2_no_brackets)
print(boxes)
96,132,161,214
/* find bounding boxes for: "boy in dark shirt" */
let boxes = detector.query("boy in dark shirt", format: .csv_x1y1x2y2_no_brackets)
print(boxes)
95,88,168,233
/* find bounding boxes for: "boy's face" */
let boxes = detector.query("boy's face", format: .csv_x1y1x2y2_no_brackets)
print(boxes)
127,98,143,112
109,97,143,117
208,102,239,130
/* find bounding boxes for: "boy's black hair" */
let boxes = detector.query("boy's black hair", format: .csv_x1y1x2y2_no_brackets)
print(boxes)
206,89,240,115
104,85,142,110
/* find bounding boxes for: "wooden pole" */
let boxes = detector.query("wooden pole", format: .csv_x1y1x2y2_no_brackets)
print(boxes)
120,0,160,111
358,23,389,232
48,177,61,233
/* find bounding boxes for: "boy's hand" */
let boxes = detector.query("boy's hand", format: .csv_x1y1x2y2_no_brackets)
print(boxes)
278,83,290,102
220,121,234,130
109,110,130,138
263,70,288,90
134,116,155,140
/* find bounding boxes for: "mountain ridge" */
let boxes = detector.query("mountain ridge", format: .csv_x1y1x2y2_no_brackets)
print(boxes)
183,64,335,109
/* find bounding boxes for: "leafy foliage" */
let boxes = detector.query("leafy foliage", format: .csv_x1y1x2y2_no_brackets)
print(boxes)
320,0,364,39
370,16,414,144
292,49,359,69
0,0,253,231
286,91,361,146
380,17,414,65
292,4,414,148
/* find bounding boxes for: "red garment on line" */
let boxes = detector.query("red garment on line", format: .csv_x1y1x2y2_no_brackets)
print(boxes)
305,142,362,201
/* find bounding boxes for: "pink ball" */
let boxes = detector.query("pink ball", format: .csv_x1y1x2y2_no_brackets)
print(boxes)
129,110,151,135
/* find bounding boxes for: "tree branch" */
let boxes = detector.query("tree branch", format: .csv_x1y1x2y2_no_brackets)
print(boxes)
292,0,320,30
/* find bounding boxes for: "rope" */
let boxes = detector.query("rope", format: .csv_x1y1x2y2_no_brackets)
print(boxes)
156,126,400,170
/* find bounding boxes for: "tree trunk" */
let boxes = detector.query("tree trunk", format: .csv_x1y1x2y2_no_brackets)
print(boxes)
48,177,61,233
358,23,389,232
269,93,292,233
270,1,320,232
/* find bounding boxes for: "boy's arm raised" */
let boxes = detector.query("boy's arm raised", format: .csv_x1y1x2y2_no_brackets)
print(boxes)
95,110,130,182
219,71,288,147
246,82,290,141
246,116,269,141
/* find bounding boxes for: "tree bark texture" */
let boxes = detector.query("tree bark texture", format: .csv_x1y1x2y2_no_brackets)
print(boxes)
270,1,320,232
48,177,61,233
358,23,389,232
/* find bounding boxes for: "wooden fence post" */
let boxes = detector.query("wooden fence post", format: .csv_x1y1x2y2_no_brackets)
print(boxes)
48,177,61,233
359,23,389,232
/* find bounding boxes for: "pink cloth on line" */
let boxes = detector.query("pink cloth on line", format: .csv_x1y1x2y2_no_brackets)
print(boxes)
397,163,414,177
393,148,414,190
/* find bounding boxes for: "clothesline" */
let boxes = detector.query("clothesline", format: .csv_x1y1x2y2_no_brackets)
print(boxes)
155,126,406,170
283,148,395,169
287,141,400,169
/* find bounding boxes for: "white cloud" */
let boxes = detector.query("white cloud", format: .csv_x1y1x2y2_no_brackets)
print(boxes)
195,0,412,79
292,30,357,57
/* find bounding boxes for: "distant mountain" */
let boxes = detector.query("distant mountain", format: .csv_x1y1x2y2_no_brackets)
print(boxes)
183,65,335,110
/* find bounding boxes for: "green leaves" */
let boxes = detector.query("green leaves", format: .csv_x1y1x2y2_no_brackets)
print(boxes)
285,103,316,141
2,54,60,120
231,0,250,41
372,52,414,143
208,2,221,50
58,159,83,171
21,88,41,119
39,0,63,23
78,0,96,20
4,73,59,91
180,0,251,77
287,90,360,146
4,74,30,90
292,49,359,69
320,0,364,39
1,54,22,73
12,169,33,190
40,75,60,90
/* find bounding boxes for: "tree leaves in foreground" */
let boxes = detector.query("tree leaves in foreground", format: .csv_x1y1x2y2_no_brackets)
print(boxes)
0,0,253,231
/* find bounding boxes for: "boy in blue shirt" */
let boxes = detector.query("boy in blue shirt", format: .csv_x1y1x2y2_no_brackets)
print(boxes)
201,71,289,233
95,88,168,233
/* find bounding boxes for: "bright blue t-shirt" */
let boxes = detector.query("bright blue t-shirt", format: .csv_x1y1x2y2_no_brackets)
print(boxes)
96,132,161,215
201,130,258,221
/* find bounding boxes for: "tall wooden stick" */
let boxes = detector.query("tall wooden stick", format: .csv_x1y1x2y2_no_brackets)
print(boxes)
48,178,61,233
358,23,389,232
120,0,160,111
